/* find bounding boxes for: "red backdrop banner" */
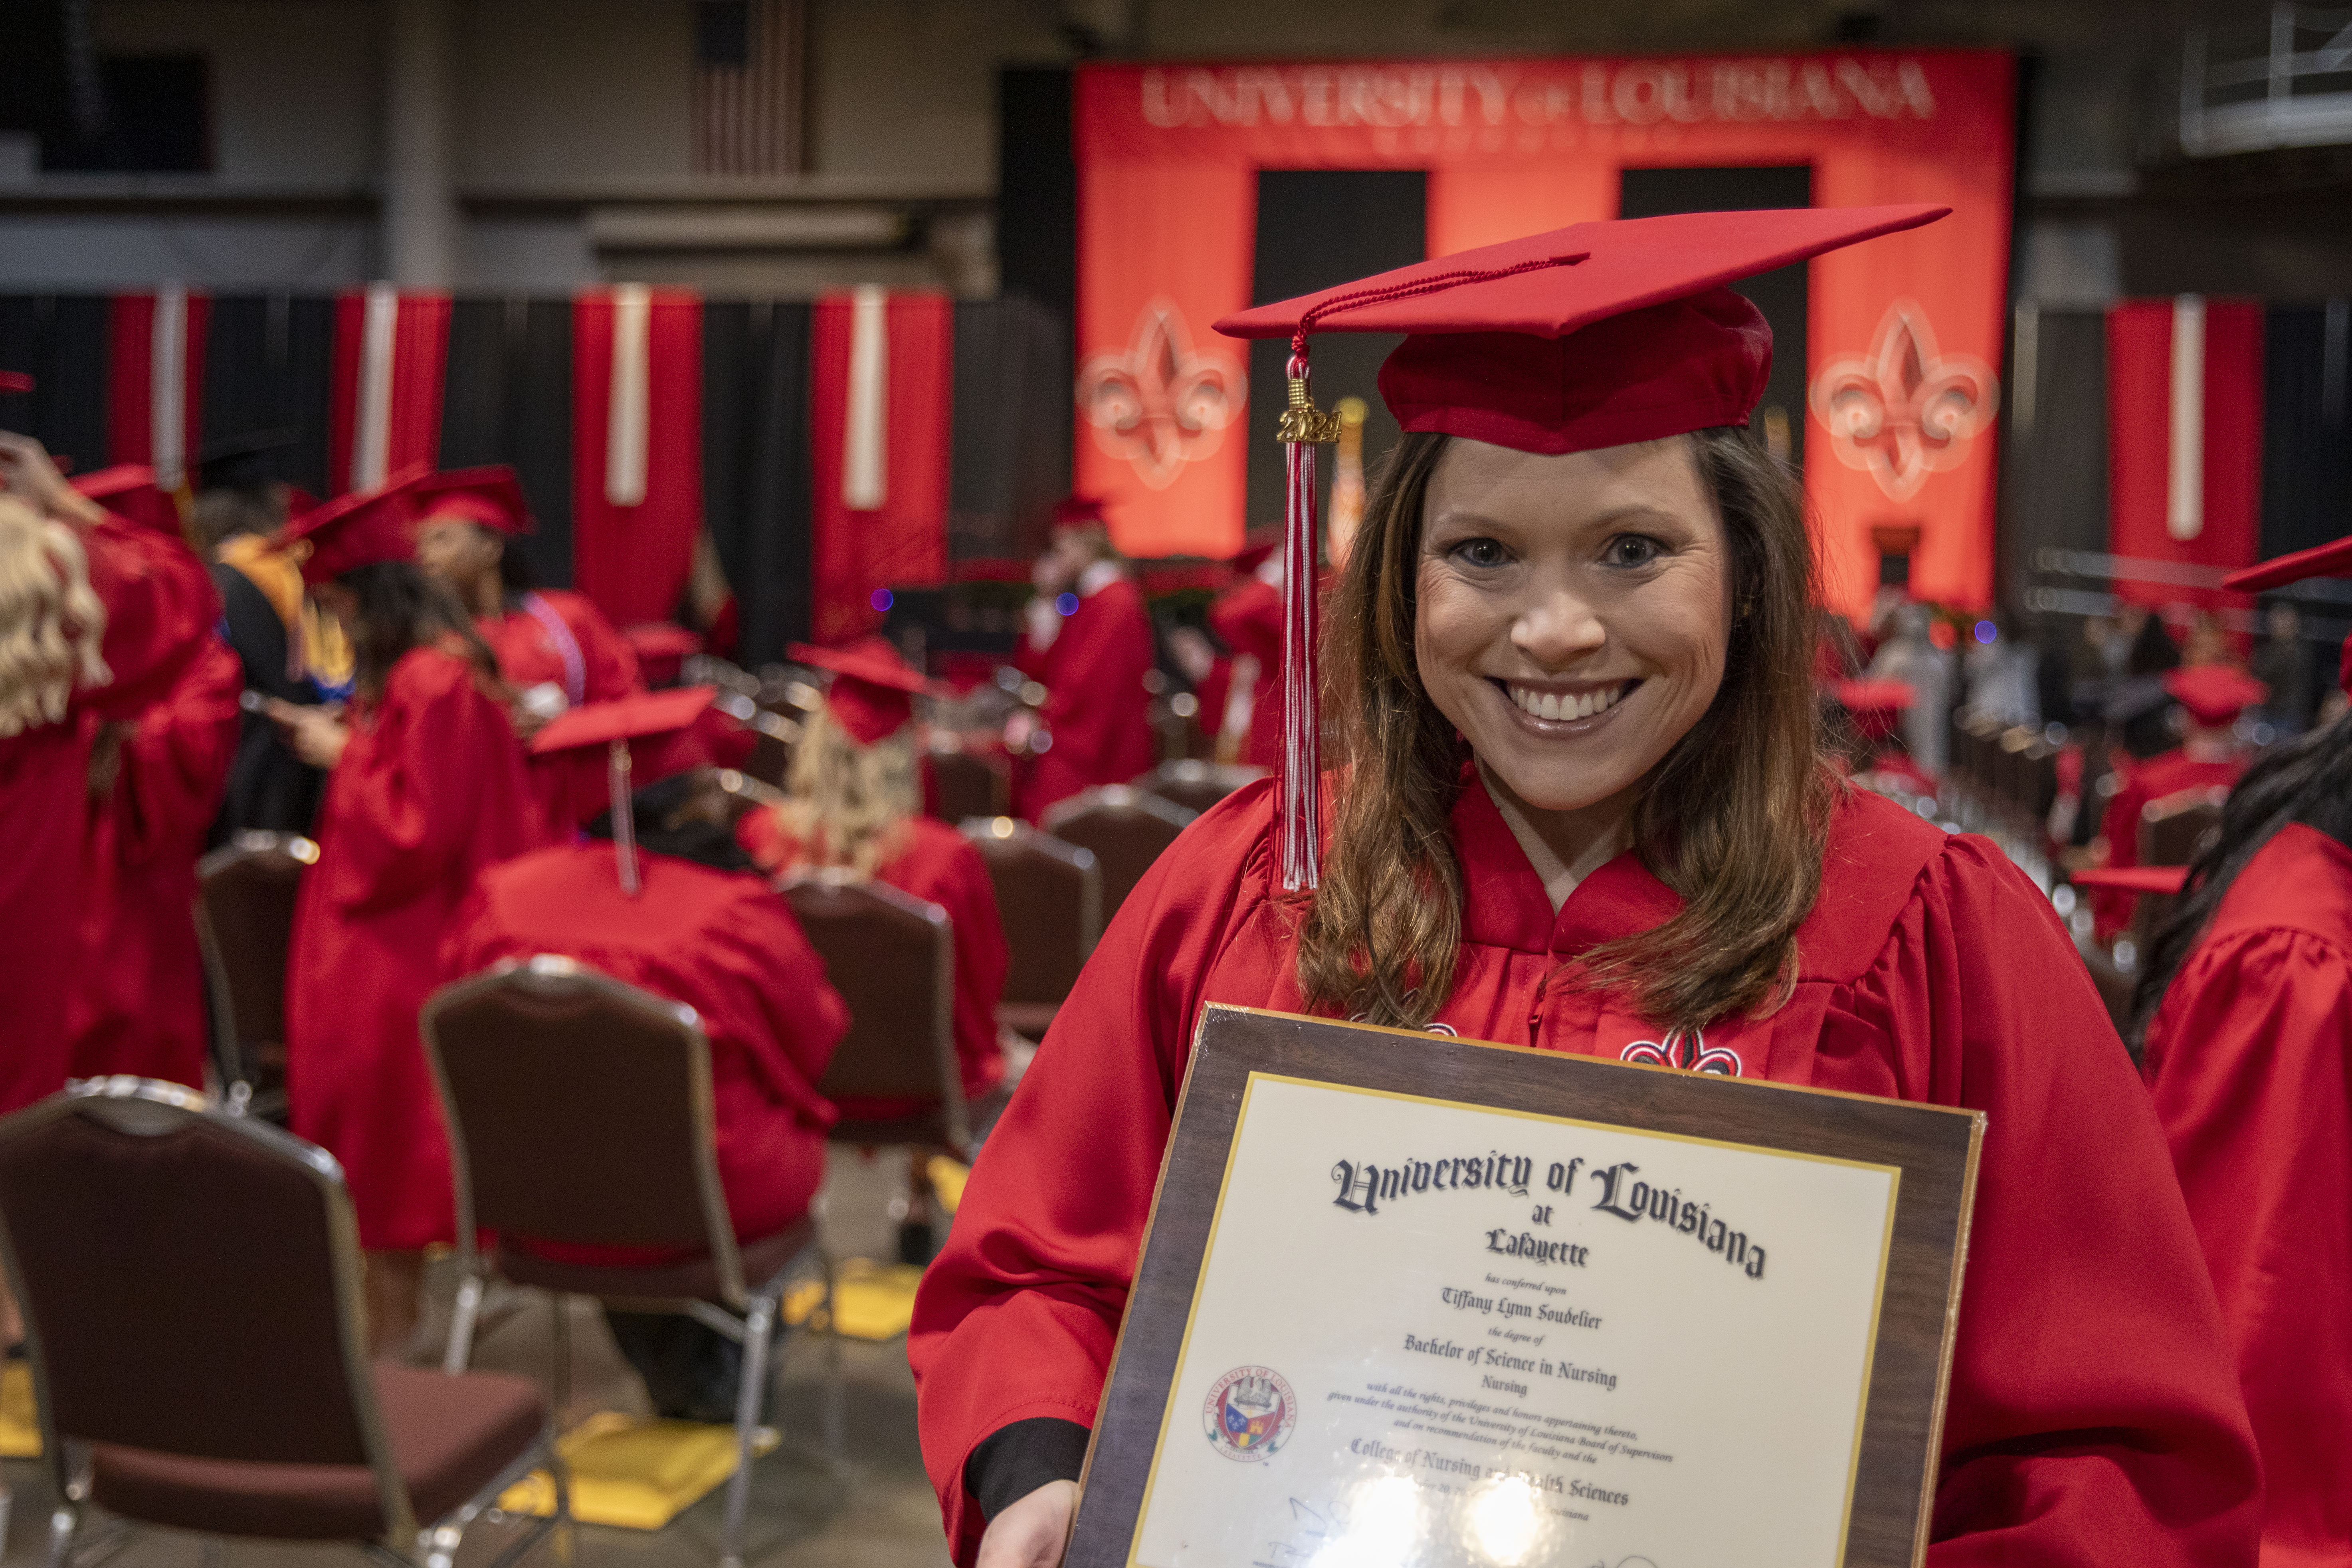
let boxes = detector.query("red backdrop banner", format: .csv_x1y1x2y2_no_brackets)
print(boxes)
570,288,705,628
1073,51,2015,610
327,289,450,497
808,289,953,644
105,291,210,484
2106,298,2264,609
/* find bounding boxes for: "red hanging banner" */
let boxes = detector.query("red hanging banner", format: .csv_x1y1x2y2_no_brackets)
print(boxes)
571,287,705,628
2106,298,2264,609
105,290,210,489
327,287,450,497
1073,51,2014,610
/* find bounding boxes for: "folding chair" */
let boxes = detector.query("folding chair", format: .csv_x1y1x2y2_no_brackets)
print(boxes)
1039,785,1197,921
0,1078,565,1568
960,817,1100,1041
927,743,1011,823
1132,758,1267,818
424,956,835,1568
194,831,314,1118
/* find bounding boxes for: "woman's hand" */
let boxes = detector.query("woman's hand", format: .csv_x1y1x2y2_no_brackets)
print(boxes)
0,431,102,525
268,697,350,770
975,1479,1077,1568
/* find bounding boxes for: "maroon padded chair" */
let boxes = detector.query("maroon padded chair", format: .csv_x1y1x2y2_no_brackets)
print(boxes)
194,832,314,1118
779,874,966,1154
927,744,1010,823
0,1079,564,1568
959,818,1099,1041
423,956,835,1568
1132,758,1267,818
1039,785,1198,921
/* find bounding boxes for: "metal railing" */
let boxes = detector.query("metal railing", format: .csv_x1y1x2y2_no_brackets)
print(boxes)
2183,5,2352,154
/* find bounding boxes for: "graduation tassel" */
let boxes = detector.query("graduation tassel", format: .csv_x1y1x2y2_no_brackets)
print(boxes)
607,737,641,897
1276,344,1341,891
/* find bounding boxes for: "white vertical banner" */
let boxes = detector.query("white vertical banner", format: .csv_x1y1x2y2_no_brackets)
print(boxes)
606,283,652,507
2166,293,2205,542
843,283,889,511
149,285,188,489
353,281,400,491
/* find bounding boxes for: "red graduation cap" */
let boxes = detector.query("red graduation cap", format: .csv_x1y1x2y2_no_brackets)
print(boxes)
2069,865,2190,897
1232,540,1278,576
70,465,181,537
2224,531,2352,694
277,463,432,584
412,465,532,535
789,637,945,746
1211,205,1949,889
529,685,719,895
0,370,32,395
1051,494,1113,528
1833,678,1917,743
2162,665,2267,727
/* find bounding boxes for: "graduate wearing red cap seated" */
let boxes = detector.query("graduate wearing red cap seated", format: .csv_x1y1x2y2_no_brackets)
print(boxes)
2126,533,2352,1568
2089,663,2266,940
63,468,244,1088
444,686,847,1420
1832,677,1937,796
1010,498,1157,817
273,468,545,1355
1195,542,1286,767
740,639,1010,1122
0,430,217,1117
911,208,2259,1568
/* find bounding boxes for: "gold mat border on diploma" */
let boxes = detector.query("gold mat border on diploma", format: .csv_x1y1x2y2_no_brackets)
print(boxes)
1064,1005,1985,1568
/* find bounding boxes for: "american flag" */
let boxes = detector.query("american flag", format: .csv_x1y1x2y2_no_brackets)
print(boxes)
693,0,806,176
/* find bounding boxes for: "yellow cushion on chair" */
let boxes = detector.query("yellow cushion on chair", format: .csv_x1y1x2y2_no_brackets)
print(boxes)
498,1412,780,1530
0,1360,40,1457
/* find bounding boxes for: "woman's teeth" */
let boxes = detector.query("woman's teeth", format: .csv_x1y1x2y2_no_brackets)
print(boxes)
1507,682,1629,721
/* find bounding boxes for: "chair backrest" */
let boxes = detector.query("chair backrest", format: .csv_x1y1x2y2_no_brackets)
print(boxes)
2140,787,2228,868
194,833,314,1076
0,1081,411,1532
1039,785,1197,919
960,818,1100,1006
779,874,963,1148
1133,758,1268,818
714,767,788,826
423,958,740,1287
742,710,800,790
928,745,1010,822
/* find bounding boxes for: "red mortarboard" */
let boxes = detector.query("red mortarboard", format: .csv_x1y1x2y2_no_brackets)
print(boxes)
277,463,432,583
71,465,181,537
0,370,32,394
1233,540,1278,576
2069,865,2190,896
412,465,532,535
1210,205,1948,890
529,686,719,894
2223,531,2352,695
1834,678,1917,742
2162,665,2267,727
1051,495,1112,528
789,637,945,746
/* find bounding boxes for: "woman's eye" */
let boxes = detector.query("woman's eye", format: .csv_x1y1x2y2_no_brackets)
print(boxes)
1604,535,1664,569
1451,537,1509,568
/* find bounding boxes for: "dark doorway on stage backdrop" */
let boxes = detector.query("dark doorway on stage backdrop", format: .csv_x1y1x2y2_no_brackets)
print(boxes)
1618,165,1813,466
1247,170,1426,548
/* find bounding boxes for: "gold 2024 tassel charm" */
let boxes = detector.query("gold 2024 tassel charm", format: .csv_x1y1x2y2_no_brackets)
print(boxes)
1276,372,1344,445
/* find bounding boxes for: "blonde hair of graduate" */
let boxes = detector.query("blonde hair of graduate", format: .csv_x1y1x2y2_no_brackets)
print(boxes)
1298,426,1837,1036
0,493,110,738
771,703,919,879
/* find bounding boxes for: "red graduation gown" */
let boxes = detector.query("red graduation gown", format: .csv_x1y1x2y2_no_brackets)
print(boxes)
2142,823,2352,1567
1014,579,1157,818
443,842,848,1246
480,588,643,828
738,812,1008,1111
0,512,216,1113
285,645,543,1250
1205,574,1283,768
2092,748,2244,938
909,778,2261,1566
68,637,243,1087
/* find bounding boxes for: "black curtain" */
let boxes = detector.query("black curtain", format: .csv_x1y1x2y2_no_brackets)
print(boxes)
0,294,110,474
438,297,574,588
702,299,812,665
198,293,335,497
2261,300,2352,561
951,297,1069,564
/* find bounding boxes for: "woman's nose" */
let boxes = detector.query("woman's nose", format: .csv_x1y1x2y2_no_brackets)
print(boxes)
1512,590,1607,666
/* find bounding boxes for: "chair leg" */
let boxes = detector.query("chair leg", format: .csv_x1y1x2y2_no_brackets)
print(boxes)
443,1270,485,1375
548,1292,570,1431
720,1297,776,1568
822,1257,846,1470
45,1499,79,1568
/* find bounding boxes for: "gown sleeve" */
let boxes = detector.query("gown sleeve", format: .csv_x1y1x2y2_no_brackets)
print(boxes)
77,512,220,722
693,883,848,1128
563,591,644,702
108,638,243,864
908,782,1277,1565
1835,836,2262,1566
2143,921,2352,1562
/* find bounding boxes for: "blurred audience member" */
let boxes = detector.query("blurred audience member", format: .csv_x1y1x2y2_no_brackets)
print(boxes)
1862,601,1950,776
2090,665,2265,940
1962,609,2039,729
1008,498,1155,817
2181,609,2236,670
2251,602,2315,737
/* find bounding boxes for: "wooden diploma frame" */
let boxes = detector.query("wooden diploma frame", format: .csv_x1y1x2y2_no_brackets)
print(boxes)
1067,1005,1984,1568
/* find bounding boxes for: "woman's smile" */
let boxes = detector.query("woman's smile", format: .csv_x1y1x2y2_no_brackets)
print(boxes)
1495,676,1642,726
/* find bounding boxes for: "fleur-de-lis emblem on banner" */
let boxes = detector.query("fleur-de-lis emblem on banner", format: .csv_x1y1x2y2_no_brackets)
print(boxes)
1809,301,1999,503
1075,299,1247,491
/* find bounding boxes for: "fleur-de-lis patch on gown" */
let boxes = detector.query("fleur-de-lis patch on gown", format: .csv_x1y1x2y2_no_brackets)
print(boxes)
1620,1026,1742,1076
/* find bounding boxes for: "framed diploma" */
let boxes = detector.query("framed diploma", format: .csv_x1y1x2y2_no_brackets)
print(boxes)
1067,1005,1983,1568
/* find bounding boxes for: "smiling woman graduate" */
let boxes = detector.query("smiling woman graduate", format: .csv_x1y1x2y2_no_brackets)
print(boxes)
907,208,2262,1568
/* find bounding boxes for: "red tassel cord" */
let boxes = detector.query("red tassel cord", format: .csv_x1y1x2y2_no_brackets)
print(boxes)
1280,350,1322,892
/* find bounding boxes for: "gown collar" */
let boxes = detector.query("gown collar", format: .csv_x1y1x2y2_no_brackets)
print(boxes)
1450,769,1683,958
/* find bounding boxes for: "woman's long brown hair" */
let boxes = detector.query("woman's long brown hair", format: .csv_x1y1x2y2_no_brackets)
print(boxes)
1297,426,1837,1034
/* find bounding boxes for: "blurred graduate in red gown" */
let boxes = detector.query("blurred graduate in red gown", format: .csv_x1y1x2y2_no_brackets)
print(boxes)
274,469,544,1355
911,211,2260,1567
2135,534,2352,1568
2091,663,2265,939
63,467,243,1088
1009,498,1156,817
0,428,217,1117
445,685,846,1420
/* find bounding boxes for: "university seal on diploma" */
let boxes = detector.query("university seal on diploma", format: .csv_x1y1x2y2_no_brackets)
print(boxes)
1066,1006,1983,1568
